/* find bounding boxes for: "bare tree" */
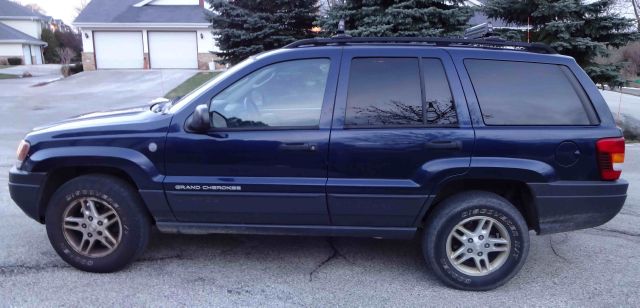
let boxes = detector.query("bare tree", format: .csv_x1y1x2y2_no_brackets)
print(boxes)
57,47,76,77
75,0,90,15
24,3,45,14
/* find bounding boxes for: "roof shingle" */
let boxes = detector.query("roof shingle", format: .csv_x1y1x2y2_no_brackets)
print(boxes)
0,22,45,44
74,0,208,24
0,0,47,19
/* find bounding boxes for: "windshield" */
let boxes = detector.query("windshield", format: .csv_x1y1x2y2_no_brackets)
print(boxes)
168,57,256,113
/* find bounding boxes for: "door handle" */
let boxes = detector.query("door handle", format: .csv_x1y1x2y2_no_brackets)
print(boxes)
279,143,318,151
424,140,462,150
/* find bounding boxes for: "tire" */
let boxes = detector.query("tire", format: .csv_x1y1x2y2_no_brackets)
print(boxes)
45,174,150,273
422,191,530,291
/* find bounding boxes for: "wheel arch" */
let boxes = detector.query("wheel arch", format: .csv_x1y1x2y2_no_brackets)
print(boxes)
420,178,540,232
35,166,148,223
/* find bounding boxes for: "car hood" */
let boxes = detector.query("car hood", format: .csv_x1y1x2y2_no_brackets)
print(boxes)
27,104,173,141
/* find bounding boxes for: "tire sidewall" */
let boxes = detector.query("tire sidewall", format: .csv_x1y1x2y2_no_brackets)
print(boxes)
46,177,146,272
424,193,530,290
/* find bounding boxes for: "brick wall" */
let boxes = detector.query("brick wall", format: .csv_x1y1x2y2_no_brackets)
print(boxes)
81,52,96,71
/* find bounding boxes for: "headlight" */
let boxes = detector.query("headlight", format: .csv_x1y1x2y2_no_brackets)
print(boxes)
16,140,30,164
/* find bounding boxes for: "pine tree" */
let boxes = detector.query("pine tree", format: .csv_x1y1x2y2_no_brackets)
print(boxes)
41,28,60,63
318,0,473,37
483,0,639,87
208,0,320,65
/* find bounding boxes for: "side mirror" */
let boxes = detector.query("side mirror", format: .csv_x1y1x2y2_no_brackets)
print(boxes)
187,104,211,132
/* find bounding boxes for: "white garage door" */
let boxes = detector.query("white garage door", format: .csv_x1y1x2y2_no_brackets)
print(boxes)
94,32,144,69
148,32,198,69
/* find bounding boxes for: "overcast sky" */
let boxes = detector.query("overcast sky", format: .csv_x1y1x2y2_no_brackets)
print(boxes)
12,0,637,26
14,0,85,24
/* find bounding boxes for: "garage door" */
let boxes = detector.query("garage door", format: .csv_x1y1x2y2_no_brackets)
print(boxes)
148,32,198,69
94,32,144,69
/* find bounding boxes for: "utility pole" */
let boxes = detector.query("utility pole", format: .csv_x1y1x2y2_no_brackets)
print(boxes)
633,0,640,31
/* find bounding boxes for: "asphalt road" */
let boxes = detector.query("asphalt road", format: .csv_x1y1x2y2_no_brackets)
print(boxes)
0,74,639,307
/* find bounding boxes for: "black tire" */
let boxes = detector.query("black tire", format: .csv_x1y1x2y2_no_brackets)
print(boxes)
422,191,530,291
45,174,150,272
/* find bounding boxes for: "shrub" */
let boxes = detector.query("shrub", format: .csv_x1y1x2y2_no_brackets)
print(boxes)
69,63,83,74
7,57,22,65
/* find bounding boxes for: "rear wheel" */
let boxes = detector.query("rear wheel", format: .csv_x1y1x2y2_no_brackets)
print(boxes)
45,174,150,272
422,191,530,291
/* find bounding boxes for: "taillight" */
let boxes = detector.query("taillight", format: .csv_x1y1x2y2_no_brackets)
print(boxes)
596,137,625,181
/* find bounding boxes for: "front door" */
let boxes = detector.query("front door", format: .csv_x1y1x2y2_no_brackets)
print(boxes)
327,47,474,227
164,53,340,225
22,45,32,65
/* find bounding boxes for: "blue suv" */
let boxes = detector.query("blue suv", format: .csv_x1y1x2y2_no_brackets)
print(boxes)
9,37,628,290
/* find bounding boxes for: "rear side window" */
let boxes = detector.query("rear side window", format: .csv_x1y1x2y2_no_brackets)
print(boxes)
423,58,457,126
345,58,423,127
465,60,598,126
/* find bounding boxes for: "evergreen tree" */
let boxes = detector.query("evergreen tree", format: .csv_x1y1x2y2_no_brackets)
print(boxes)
483,0,639,87
318,0,473,37
208,0,320,65
41,28,60,63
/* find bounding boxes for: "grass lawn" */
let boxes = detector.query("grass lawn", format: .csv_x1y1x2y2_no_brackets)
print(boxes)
0,73,19,79
165,71,220,99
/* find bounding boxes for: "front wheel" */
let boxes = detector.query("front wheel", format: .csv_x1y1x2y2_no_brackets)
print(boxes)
45,174,150,272
422,191,530,291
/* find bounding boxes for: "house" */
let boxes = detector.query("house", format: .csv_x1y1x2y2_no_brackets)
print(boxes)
74,0,219,70
0,0,47,65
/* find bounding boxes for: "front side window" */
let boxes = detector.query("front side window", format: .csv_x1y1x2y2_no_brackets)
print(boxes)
210,59,330,129
465,59,599,126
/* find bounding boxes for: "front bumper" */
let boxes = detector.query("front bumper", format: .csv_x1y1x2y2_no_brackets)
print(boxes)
9,166,46,222
529,180,628,234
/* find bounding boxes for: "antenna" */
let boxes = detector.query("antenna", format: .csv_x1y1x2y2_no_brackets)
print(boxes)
334,19,348,38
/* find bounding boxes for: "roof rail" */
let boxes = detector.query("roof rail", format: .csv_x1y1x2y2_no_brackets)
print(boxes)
283,36,556,54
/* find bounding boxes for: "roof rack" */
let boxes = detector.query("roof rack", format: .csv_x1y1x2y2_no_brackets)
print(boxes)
284,36,556,54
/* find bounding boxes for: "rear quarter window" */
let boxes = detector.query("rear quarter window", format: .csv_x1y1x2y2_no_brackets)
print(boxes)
464,59,599,126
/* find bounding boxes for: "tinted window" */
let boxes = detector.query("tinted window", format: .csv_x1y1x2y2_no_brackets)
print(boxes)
346,58,423,127
423,58,457,125
465,60,598,125
210,59,330,128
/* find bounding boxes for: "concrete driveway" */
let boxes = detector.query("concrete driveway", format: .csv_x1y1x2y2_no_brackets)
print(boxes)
0,75,639,306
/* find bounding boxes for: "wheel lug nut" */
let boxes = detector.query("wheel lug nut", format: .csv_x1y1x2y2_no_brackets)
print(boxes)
97,231,103,236
478,235,484,240
467,238,473,243
467,248,473,253
477,252,483,256
485,243,490,248
97,221,103,226
88,216,93,221
88,233,93,238
81,224,87,228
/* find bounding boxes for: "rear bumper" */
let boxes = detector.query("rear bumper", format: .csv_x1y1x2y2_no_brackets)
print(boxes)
8,166,46,222
528,180,628,234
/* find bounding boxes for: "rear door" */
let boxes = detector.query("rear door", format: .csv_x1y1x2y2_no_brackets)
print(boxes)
327,47,474,227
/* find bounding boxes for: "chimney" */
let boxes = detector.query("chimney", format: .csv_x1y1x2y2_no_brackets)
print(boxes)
199,0,204,7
